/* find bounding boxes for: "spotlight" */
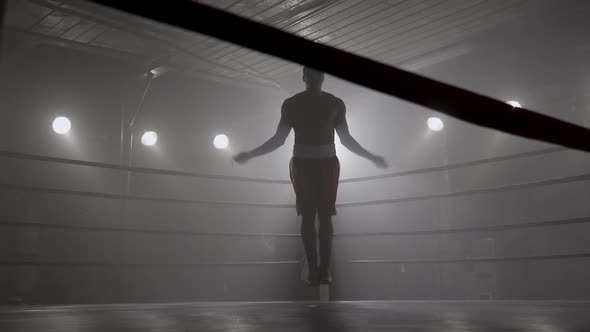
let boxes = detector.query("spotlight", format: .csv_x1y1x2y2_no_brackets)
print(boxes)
506,100,522,108
427,117,444,131
213,134,229,149
52,116,71,134
149,65,169,79
141,131,158,146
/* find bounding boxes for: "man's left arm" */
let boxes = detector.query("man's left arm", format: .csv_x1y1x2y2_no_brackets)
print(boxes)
233,101,292,164
335,100,388,168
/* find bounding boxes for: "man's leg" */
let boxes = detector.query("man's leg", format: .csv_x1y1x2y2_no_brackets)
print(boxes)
318,212,334,284
301,211,319,285
317,156,338,284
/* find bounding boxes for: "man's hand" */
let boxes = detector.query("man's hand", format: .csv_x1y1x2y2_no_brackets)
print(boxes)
371,155,388,168
233,151,251,164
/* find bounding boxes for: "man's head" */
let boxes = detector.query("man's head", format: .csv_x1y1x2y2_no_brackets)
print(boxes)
302,66,324,92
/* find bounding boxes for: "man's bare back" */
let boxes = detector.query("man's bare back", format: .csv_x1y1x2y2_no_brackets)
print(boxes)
282,91,345,145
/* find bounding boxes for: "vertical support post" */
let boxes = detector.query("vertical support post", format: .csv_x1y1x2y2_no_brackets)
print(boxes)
120,102,126,165
125,131,134,194
124,72,153,195
491,238,497,299
117,73,152,302
0,0,5,57
391,234,396,299
118,99,132,302
437,127,451,299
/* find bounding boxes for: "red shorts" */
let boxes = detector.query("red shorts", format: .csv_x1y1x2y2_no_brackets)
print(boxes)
289,156,340,216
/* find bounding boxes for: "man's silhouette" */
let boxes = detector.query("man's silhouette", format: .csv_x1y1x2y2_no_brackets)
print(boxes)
234,67,387,286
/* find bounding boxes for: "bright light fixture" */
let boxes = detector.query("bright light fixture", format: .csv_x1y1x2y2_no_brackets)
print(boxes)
213,134,229,149
427,117,444,131
506,100,522,108
141,131,158,146
52,116,71,134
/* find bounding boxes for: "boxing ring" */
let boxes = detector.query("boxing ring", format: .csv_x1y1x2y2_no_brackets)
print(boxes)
2,0,590,331
3,301,590,330
2,146,590,330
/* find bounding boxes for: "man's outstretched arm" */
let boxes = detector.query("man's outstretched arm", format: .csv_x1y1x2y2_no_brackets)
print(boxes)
335,104,388,168
233,104,291,164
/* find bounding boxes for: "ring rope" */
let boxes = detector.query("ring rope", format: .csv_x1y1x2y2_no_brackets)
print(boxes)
350,252,590,265
2,172,588,208
338,172,590,207
336,216,590,237
1,216,588,238
0,219,300,238
340,146,566,183
3,254,589,267
0,183,292,208
0,147,566,184
0,260,300,267
0,150,290,184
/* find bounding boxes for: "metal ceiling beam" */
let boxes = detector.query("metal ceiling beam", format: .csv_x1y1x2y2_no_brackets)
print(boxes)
27,0,280,87
0,0,5,58
4,27,141,62
5,27,277,91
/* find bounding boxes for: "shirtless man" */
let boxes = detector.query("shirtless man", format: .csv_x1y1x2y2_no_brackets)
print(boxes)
234,67,387,286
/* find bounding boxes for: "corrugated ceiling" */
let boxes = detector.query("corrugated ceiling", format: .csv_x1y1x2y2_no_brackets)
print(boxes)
3,0,553,88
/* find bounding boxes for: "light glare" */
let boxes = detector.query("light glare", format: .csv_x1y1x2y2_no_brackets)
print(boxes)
427,117,444,131
506,100,522,108
213,134,229,149
141,131,158,146
52,116,71,134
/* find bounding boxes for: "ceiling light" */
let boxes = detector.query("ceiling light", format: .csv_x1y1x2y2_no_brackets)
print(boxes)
52,116,71,134
141,131,158,146
213,134,229,149
427,117,444,131
506,100,522,108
